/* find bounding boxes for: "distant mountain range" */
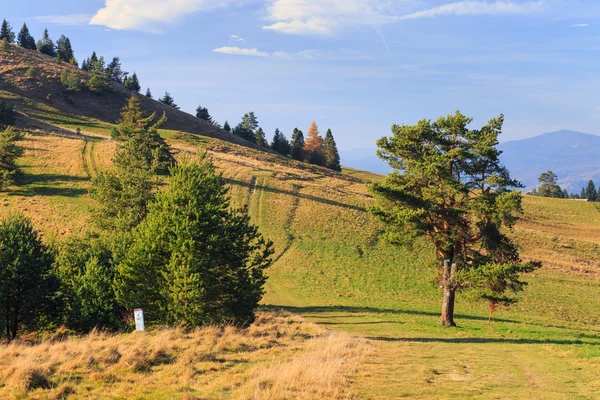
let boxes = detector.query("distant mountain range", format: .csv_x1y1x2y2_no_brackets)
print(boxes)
341,130,600,193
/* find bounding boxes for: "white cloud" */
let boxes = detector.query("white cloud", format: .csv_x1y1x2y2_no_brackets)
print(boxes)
213,47,270,57
570,23,589,28
399,1,544,20
263,0,398,35
90,0,237,31
230,34,244,41
35,14,93,26
213,46,370,60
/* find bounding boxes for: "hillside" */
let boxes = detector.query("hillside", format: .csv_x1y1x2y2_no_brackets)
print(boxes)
1,44,600,399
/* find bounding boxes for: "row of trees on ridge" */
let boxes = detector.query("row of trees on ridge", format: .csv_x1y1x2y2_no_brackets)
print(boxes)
531,170,599,201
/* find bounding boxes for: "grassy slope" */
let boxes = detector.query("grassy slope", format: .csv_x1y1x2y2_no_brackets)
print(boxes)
1,44,599,399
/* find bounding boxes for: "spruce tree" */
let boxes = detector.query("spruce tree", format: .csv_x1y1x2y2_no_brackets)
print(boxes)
196,105,213,123
580,187,586,199
0,127,24,191
36,28,56,57
114,157,273,327
271,128,291,156
87,58,111,93
290,128,305,161
0,215,59,341
159,92,179,109
145,88,152,98
232,123,256,143
586,180,597,202
242,112,259,131
0,19,14,43
56,35,74,62
254,127,269,147
124,72,141,92
323,129,341,171
223,121,231,132
107,57,127,83
17,23,36,50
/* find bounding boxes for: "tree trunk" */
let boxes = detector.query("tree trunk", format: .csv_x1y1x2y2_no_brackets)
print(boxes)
440,259,457,327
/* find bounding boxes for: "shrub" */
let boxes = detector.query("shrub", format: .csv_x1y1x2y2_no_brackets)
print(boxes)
60,70,81,92
25,67,37,79
46,93,53,102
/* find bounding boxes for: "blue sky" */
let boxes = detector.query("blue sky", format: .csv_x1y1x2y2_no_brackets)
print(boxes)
4,0,600,149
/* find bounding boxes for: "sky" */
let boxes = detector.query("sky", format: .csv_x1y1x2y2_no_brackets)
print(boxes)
4,0,600,150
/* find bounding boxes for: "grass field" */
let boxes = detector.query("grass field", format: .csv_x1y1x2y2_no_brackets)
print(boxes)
1,123,598,398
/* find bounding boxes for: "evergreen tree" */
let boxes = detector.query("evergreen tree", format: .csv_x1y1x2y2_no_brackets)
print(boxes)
195,105,213,123
370,111,539,326
290,128,305,161
254,127,269,147
145,88,152,98
241,112,259,131
586,180,597,202
537,171,563,198
223,121,231,132
563,189,569,199
0,127,24,191
232,123,256,143
0,100,15,126
87,58,111,93
124,72,141,92
0,19,14,43
56,35,74,62
323,129,341,171
17,23,36,50
36,28,56,57
107,57,127,83
159,92,179,109
0,215,59,341
304,121,325,165
114,157,273,327
580,187,586,199
271,128,291,156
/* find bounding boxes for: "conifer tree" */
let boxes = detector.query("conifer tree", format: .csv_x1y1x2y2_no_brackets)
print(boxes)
107,57,127,83
223,121,231,132
87,58,111,93
304,121,325,165
114,157,273,327
17,23,36,50
254,127,269,147
196,105,213,123
145,88,152,98
0,19,14,43
290,128,305,161
159,92,179,109
232,123,256,143
323,129,341,171
242,112,259,131
56,35,74,62
0,215,59,341
36,28,56,57
124,72,141,92
586,180,597,202
271,128,291,156
0,100,15,126
580,187,586,199
0,127,23,191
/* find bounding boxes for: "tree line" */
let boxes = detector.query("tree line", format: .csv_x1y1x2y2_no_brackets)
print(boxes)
530,170,599,201
0,97,272,341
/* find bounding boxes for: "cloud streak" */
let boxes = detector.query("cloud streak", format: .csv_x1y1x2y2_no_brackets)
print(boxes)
213,46,371,60
35,14,93,26
399,1,544,20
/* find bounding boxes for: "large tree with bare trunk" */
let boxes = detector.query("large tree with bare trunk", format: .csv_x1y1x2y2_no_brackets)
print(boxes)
369,111,540,326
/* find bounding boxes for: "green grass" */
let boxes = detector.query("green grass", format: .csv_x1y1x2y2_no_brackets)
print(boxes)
3,107,600,398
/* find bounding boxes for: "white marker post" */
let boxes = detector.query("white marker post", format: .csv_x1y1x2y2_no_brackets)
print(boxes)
134,308,145,331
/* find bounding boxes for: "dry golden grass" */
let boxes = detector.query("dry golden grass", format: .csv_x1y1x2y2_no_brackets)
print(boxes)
0,312,369,399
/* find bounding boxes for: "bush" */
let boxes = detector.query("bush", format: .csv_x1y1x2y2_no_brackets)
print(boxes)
46,93,53,102
60,70,81,92
25,67,37,79
115,157,274,327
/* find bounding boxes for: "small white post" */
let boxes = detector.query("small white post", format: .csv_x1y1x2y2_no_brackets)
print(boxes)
134,308,145,331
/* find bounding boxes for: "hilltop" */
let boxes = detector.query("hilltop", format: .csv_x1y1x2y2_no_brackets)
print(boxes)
0,41,599,399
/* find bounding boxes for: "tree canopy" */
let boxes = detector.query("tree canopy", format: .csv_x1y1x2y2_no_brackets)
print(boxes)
17,23,35,50
37,28,56,57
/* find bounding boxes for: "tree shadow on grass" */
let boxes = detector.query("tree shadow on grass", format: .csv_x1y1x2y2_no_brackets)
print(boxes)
16,173,89,186
10,185,89,198
367,336,599,346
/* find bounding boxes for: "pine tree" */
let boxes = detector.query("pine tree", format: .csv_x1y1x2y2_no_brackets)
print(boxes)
159,92,179,109
586,180,597,202
323,129,341,171
114,157,273,327
290,128,305,161
17,23,36,50
254,127,269,147
107,57,127,83
271,128,291,156
304,121,325,165
241,112,259,131
223,121,231,132
196,105,213,123
145,88,152,98
232,123,256,143
580,187,586,199
0,127,24,191
124,72,141,92
36,28,56,57
0,215,59,341
87,58,111,93
60,70,82,92
0,19,14,43
56,35,74,62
